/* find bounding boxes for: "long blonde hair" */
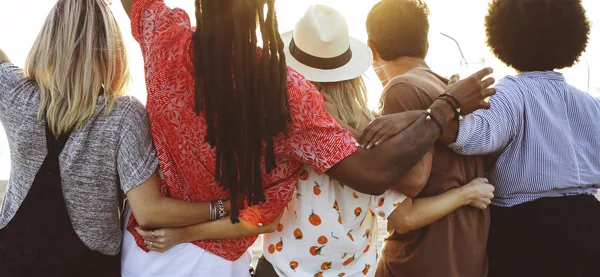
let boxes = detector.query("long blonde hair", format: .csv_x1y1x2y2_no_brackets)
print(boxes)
312,76,375,131
25,0,130,136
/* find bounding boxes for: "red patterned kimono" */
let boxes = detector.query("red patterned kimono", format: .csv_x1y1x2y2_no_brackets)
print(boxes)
127,0,358,261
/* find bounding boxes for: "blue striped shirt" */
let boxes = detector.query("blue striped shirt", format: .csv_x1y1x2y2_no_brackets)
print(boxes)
449,71,600,207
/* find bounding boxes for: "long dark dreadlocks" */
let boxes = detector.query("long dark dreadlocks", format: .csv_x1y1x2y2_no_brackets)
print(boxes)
193,0,289,223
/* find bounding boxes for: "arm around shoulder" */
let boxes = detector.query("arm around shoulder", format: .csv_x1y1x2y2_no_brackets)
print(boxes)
387,177,494,234
389,150,433,198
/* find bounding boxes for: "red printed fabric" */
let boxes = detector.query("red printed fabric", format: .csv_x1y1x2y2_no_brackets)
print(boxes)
127,0,358,261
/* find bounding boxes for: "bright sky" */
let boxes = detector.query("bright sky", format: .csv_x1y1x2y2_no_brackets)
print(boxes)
0,0,599,179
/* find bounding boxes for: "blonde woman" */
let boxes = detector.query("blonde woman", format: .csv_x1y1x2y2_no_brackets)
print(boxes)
253,5,495,277
0,0,233,275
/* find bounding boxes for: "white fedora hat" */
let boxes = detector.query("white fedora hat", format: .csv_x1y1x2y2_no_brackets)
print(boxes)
282,4,373,83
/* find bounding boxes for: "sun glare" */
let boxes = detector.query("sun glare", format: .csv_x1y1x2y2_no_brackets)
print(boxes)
0,0,598,179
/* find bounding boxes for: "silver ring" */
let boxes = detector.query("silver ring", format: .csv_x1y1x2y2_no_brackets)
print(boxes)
150,241,153,247
152,230,156,239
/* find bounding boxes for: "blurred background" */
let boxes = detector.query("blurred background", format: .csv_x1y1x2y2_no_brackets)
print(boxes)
0,0,598,193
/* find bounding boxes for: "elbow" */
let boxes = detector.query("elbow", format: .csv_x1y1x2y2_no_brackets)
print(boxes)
344,175,389,196
131,207,159,229
263,224,278,234
401,189,419,199
390,179,426,198
361,178,389,196
365,169,396,195
367,182,388,196
389,215,417,235
135,215,156,230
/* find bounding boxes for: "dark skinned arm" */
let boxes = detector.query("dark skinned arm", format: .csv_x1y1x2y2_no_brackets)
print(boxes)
326,107,448,196
377,80,438,196
323,89,432,197
327,69,496,196
388,151,432,196
437,74,462,145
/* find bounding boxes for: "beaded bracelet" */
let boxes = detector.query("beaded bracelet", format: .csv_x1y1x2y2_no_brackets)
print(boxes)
424,109,444,135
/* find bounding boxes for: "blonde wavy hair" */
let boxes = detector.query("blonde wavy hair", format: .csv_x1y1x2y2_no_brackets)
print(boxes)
25,0,130,136
312,76,375,132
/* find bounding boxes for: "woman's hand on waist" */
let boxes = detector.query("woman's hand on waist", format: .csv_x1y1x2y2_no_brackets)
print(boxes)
459,177,495,209
136,226,186,253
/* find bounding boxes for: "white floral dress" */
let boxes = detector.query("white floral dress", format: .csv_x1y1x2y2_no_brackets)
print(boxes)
262,166,406,277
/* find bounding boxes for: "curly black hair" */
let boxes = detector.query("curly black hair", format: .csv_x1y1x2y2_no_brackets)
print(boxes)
485,0,590,72
366,0,430,60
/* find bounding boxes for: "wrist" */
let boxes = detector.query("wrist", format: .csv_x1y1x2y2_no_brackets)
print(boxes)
181,225,201,242
224,200,232,214
455,186,472,206
429,100,456,130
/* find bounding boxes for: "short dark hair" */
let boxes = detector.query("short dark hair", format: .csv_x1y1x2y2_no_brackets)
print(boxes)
485,0,590,72
366,0,430,60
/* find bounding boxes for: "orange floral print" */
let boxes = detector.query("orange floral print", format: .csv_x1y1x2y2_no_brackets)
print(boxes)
314,272,324,277
277,223,284,232
299,169,309,180
393,201,402,207
354,207,362,217
310,245,325,256
290,261,299,271
343,254,355,266
321,261,333,271
309,211,322,226
341,252,348,259
338,273,346,277
363,244,370,253
364,229,371,238
268,244,275,254
294,228,303,240
353,192,359,199
276,238,284,252
314,182,322,195
333,200,339,211
378,197,385,207
347,230,354,242
318,235,328,245
362,264,371,275
338,213,343,224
